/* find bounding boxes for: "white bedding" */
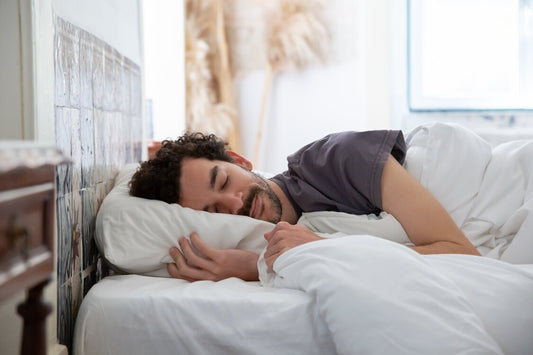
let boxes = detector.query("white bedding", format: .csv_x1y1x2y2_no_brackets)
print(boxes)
74,237,533,355
75,123,533,354
268,236,533,355
74,275,334,355
405,124,533,262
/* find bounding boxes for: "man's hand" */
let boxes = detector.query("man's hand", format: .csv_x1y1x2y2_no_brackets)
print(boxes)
264,222,323,271
167,232,260,282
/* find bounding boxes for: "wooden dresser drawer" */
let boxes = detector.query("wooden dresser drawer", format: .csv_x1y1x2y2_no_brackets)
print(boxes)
0,143,68,355
0,166,55,303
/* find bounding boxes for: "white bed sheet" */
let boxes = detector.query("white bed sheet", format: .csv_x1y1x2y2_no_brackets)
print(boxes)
73,275,333,355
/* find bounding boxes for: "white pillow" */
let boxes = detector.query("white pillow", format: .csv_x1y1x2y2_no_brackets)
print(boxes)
404,122,492,227
95,164,273,276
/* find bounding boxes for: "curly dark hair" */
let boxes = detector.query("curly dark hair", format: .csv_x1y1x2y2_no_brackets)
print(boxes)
129,132,232,203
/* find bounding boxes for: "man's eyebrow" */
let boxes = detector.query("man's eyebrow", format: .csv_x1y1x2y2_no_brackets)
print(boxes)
203,165,219,212
209,165,219,190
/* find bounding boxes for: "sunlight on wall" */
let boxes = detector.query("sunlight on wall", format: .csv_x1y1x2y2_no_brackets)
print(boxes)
142,0,186,141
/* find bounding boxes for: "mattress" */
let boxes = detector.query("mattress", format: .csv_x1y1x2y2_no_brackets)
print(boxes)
73,275,333,355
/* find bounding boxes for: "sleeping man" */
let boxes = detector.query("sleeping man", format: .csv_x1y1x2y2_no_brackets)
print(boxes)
129,131,480,282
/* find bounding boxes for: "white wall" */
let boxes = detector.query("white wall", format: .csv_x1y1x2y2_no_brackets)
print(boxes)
235,0,393,173
52,0,143,64
32,0,144,143
0,0,145,142
142,0,186,141
0,0,31,139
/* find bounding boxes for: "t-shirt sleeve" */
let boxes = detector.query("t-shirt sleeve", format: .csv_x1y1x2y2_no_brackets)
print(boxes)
271,130,406,216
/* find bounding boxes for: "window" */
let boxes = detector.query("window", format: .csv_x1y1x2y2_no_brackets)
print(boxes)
408,0,533,111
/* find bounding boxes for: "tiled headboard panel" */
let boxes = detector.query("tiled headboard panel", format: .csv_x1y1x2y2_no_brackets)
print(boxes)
54,17,143,351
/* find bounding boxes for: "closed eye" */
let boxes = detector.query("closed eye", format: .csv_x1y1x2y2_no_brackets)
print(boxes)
221,175,229,190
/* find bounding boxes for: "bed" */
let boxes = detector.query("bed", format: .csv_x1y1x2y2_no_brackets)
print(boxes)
73,122,533,354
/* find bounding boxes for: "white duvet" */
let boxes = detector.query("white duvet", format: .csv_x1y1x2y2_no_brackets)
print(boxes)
407,123,533,263
267,236,533,354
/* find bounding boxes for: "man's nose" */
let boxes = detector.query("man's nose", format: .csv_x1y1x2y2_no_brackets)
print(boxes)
218,192,243,214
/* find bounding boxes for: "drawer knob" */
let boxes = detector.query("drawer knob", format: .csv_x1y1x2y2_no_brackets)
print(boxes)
7,216,30,260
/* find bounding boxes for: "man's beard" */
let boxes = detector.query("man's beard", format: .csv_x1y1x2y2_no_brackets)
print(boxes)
238,172,282,223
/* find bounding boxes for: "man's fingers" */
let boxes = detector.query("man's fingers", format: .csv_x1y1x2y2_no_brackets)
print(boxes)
264,252,282,272
269,221,291,236
179,236,214,270
264,225,277,241
169,245,185,263
264,229,288,258
264,242,279,259
264,232,288,267
167,249,197,282
265,221,294,242
264,242,289,261
168,243,216,281
166,263,196,282
189,233,218,260
167,252,216,281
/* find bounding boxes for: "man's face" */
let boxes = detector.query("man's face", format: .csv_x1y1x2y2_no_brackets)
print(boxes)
179,158,282,224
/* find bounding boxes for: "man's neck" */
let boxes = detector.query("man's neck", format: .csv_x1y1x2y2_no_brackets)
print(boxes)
267,180,298,224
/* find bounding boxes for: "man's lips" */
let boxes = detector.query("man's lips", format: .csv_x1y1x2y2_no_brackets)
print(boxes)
250,194,262,219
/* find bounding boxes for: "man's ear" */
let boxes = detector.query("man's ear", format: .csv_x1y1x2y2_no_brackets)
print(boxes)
227,151,253,171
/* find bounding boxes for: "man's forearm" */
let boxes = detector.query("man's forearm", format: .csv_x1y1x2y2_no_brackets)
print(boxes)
409,241,480,256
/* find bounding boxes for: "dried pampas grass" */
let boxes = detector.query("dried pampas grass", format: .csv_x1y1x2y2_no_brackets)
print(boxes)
185,0,330,157
185,0,236,143
268,0,329,71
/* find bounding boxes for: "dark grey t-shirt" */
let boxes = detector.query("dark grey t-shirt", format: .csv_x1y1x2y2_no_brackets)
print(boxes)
270,130,406,217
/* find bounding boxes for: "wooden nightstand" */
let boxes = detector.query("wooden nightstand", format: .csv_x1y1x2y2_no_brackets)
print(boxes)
0,143,68,355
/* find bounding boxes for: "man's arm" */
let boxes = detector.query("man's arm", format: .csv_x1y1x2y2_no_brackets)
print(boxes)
167,233,260,281
381,155,480,256
168,224,324,280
